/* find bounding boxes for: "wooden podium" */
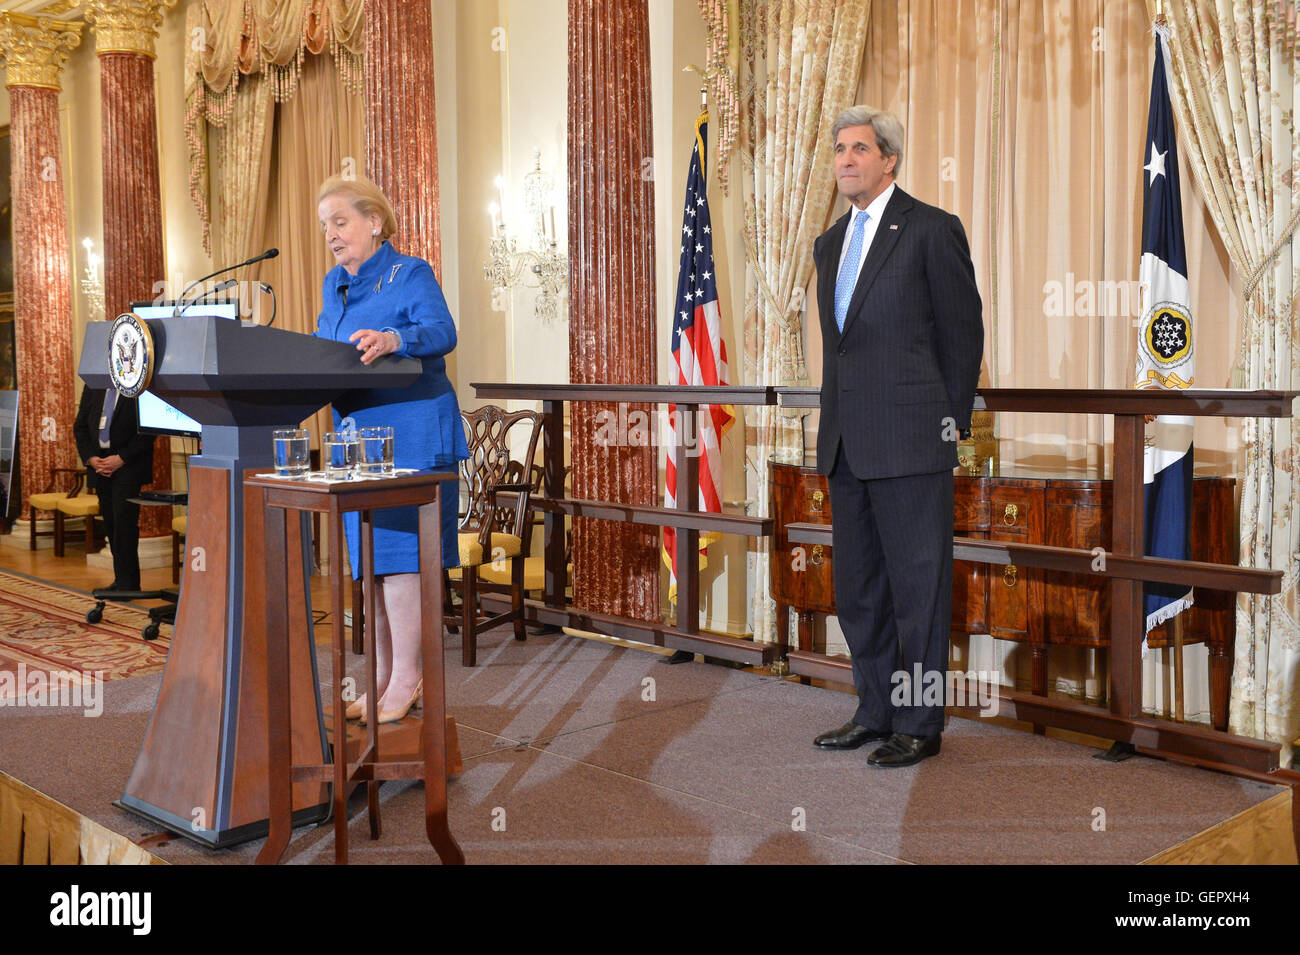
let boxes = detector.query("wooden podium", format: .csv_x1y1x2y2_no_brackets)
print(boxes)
78,315,421,847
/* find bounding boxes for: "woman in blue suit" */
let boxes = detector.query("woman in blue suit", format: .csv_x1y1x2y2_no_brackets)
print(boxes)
314,174,468,723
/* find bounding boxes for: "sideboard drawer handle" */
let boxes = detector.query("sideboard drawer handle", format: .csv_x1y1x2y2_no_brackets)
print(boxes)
1003,564,1018,587
811,490,825,512
1002,503,1018,526
810,544,824,566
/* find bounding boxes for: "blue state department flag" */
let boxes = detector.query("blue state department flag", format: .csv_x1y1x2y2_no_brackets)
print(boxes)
1135,23,1194,635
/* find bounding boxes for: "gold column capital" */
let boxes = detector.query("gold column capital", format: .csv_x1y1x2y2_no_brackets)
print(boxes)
84,0,177,58
0,12,82,90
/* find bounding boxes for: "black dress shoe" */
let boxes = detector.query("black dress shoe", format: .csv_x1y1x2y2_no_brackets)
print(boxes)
867,732,941,767
814,721,891,750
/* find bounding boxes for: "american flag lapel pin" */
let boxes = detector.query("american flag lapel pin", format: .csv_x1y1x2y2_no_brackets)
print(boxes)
889,224,899,230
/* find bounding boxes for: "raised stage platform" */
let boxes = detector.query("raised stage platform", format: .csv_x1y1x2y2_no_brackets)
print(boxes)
0,622,1293,865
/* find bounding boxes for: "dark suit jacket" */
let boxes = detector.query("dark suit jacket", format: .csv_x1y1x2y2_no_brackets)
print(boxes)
814,186,984,479
73,388,156,488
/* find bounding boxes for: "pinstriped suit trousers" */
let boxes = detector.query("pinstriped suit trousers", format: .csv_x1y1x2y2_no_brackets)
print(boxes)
827,449,953,737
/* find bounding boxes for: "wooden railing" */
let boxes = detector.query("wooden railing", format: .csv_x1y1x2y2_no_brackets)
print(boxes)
471,383,776,663
782,386,1292,773
473,382,1296,775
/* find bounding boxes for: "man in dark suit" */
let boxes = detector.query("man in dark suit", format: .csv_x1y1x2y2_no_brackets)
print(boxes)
73,386,155,591
811,106,984,767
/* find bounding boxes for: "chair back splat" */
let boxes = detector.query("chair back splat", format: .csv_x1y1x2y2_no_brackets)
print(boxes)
459,406,543,546
452,404,544,666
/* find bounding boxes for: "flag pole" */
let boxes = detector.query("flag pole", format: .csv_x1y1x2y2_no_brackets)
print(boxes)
683,64,709,111
1154,0,1183,724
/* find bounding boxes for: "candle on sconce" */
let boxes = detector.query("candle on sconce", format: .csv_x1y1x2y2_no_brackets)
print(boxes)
493,175,506,230
488,202,500,237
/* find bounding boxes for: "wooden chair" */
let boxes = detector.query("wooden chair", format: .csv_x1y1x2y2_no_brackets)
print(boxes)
450,405,542,666
28,467,85,551
55,489,101,557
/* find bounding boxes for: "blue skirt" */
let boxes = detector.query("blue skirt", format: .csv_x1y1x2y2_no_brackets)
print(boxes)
334,398,464,578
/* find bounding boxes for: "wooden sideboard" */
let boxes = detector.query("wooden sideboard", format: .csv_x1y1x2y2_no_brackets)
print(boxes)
770,462,1236,730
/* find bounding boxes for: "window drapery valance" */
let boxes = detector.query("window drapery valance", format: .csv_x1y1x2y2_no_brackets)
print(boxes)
184,0,364,251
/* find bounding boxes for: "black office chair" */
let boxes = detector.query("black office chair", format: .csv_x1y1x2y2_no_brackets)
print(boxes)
84,489,188,641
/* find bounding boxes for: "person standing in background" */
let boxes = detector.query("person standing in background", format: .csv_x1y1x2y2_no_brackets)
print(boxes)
74,385,155,591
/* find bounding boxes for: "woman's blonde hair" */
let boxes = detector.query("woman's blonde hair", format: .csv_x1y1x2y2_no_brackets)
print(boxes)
317,174,398,241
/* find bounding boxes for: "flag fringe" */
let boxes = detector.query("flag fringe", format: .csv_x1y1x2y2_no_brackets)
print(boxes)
1144,592,1194,636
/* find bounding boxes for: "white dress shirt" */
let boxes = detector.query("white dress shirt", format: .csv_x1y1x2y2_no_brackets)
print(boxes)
836,181,896,286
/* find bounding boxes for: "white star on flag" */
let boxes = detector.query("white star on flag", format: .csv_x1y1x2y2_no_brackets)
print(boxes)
1144,142,1167,186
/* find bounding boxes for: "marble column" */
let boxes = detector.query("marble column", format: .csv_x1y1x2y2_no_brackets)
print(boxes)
0,14,82,518
364,0,442,277
567,0,660,620
85,0,176,539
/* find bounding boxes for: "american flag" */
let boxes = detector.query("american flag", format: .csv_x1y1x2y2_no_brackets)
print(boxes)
663,114,734,603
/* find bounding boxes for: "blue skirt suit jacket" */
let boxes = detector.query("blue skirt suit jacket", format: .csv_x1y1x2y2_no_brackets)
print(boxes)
314,241,469,576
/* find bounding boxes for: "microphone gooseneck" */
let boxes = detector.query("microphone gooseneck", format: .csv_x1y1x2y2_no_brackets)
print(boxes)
171,248,279,318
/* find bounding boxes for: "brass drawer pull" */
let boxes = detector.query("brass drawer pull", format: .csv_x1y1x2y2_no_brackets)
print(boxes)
810,490,825,512
1002,503,1018,526
1003,564,1017,587
810,544,824,565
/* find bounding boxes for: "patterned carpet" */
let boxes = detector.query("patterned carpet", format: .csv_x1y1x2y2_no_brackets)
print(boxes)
0,570,170,702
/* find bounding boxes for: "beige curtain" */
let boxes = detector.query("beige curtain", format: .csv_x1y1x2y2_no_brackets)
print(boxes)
259,53,366,446
1160,0,1300,762
208,72,274,267
846,1,1236,477
185,0,365,253
738,0,873,644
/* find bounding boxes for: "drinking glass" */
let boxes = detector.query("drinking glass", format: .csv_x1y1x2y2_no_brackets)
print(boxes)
272,428,310,477
358,426,395,475
322,430,359,480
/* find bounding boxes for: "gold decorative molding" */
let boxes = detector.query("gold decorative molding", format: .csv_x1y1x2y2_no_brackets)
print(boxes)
84,0,176,58
0,12,82,90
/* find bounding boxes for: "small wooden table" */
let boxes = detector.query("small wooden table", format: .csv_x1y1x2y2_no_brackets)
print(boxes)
248,469,464,865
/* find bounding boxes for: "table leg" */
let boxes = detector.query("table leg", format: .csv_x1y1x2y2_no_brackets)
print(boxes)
256,500,293,865
330,506,350,865
361,508,381,841
419,496,464,865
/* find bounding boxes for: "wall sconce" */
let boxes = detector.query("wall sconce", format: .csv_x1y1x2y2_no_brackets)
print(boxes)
81,237,105,322
482,150,569,325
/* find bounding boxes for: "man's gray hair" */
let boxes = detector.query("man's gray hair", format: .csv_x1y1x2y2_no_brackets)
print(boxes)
831,105,905,169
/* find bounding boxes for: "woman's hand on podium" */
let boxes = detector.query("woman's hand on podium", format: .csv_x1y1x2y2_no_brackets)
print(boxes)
349,328,400,366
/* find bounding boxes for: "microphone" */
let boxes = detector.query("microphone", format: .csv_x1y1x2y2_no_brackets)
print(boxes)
172,248,279,318
206,278,239,298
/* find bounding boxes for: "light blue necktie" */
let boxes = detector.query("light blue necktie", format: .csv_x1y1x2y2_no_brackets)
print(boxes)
98,389,118,449
834,211,868,333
